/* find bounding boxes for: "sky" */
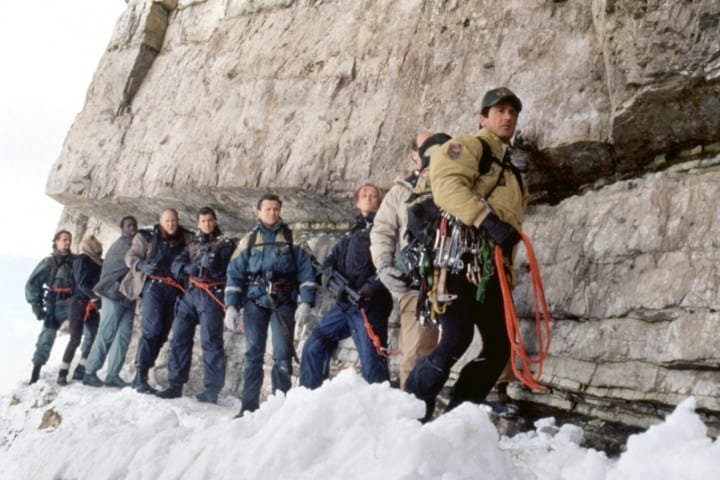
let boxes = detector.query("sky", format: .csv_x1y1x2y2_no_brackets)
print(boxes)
0,1,126,392
1,369,719,479
0,0,126,258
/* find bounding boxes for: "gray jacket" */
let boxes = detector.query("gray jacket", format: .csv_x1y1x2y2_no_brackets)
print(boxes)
94,233,135,308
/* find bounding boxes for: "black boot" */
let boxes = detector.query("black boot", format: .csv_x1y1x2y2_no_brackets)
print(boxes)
155,384,183,399
30,364,41,384
133,368,156,394
72,364,86,381
57,369,69,386
195,390,218,404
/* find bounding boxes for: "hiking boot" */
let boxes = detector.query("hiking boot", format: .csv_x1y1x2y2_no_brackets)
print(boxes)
105,375,130,389
72,364,86,381
30,364,41,384
57,369,69,386
195,391,218,404
155,385,183,399
83,372,104,387
482,400,519,419
132,368,157,395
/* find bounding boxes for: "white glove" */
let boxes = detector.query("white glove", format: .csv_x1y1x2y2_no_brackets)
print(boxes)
294,302,312,327
224,306,242,332
377,265,409,294
59,320,71,334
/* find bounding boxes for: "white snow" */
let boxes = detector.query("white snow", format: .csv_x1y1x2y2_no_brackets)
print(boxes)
1,370,719,480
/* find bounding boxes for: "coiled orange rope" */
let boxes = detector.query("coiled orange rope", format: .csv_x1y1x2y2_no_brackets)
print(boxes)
494,232,552,392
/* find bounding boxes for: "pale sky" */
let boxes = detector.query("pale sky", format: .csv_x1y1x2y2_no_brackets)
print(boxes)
0,1,126,259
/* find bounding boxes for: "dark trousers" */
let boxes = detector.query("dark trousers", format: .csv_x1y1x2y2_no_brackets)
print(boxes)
299,291,392,389
405,273,509,416
62,296,100,365
135,280,180,369
167,285,226,394
241,301,296,413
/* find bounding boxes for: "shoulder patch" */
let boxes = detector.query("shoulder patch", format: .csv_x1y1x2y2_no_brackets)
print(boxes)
447,143,463,159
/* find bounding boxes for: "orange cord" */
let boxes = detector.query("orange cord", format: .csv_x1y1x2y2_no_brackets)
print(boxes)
494,232,552,392
188,277,227,312
83,300,96,322
360,307,400,357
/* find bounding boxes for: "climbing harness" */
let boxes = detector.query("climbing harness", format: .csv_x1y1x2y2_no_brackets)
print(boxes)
148,274,185,293
188,276,226,311
494,232,552,392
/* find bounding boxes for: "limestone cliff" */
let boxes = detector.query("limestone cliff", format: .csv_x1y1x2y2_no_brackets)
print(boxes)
48,0,720,431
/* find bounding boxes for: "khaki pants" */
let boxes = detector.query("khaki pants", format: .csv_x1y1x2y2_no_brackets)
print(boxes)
398,290,439,389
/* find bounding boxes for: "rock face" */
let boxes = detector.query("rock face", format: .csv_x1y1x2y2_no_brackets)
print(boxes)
47,0,720,430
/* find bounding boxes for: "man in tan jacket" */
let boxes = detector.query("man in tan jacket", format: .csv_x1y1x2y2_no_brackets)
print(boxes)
404,87,529,421
370,131,438,388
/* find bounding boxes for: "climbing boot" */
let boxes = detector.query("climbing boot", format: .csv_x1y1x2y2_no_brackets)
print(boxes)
155,385,183,399
195,391,218,404
57,369,69,386
30,364,41,384
133,368,157,394
83,372,104,387
105,375,130,388
72,364,86,381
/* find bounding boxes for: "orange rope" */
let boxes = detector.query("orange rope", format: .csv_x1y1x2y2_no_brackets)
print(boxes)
359,307,400,357
83,300,96,322
494,232,552,392
149,275,186,293
189,277,227,312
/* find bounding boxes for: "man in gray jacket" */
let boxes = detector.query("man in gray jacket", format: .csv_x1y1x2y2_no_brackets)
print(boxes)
370,131,439,388
83,216,138,387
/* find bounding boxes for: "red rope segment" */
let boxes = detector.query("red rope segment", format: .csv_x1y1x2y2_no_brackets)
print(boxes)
188,277,227,312
359,307,400,358
494,232,552,392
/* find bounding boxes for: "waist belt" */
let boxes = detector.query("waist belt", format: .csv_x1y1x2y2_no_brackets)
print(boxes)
189,276,226,311
149,275,185,293
249,280,295,293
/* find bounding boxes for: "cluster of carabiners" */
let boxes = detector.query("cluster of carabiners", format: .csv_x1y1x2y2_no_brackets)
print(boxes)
427,212,496,317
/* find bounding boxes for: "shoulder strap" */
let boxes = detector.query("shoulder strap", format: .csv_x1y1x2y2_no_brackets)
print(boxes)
477,138,525,198
245,224,295,261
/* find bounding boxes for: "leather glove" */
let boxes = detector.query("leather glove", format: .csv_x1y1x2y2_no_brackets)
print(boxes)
294,302,312,327
224,306,242,332
481,213,521,254
31,302,45,321
358,282,374,302
138,260,158,275
377,265,409,294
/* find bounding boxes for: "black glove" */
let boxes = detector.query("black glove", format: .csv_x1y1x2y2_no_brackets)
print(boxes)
91,297,102,310
358,283,375,302
31,302,45,321
481,213,521,253
138,260,158,275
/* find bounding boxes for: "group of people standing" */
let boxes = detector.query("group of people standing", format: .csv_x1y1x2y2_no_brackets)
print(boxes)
25,86,527,422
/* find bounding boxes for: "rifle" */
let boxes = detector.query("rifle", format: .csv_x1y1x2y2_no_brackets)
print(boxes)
313,260,361,305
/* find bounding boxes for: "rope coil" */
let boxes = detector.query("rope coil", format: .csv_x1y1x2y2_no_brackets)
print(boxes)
494,232,552,392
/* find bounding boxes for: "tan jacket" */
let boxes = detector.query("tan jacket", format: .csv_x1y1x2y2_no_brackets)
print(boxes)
369,176,415,271
429,129,528,230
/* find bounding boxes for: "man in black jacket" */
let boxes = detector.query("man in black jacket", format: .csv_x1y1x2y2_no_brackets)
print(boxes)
299,184,392,388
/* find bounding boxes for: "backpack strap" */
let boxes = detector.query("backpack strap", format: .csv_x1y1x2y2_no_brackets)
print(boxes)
245,223,296,266
477,138,525,198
